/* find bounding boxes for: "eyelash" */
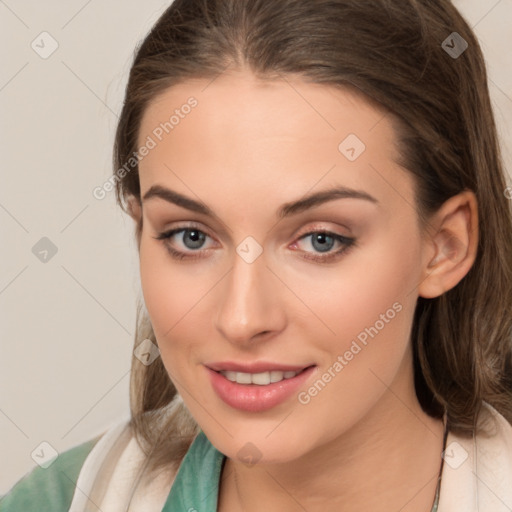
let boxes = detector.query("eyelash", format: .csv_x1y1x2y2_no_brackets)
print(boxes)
153,225,357,263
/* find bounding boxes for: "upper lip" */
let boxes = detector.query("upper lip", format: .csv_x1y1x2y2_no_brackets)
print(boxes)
205,361,314,373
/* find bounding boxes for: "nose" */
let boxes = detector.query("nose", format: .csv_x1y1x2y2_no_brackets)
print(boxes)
214,249,286,346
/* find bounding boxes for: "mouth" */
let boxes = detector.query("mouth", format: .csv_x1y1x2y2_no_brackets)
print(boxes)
205,363,317,412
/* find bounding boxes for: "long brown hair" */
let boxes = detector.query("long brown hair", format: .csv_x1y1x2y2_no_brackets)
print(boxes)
112,0,512,475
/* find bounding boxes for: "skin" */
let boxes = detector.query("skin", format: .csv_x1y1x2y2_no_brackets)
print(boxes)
128,68,478,512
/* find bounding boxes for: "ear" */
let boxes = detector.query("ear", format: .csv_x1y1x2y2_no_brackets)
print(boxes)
126,195,142,223
418,189,479,299
126,195,143,249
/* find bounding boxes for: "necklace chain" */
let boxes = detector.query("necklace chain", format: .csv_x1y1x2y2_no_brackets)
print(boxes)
229,415,449,512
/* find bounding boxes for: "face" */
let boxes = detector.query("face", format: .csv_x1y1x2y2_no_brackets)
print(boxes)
135,68,429,463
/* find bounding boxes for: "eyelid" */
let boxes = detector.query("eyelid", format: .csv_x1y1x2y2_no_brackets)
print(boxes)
290,229,353,252
144,205,232,240
293,221,353,239
160,221,216,239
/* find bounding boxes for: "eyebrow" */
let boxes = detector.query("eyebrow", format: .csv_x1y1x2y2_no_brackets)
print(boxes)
142,184,379,219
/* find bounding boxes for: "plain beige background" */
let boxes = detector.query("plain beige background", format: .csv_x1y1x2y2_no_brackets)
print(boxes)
0,0,511,494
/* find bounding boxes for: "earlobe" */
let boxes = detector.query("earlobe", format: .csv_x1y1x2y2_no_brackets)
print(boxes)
418,190,479,299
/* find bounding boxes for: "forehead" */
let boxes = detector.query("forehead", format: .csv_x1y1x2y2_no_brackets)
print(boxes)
139,69,392,145
137,69,413,216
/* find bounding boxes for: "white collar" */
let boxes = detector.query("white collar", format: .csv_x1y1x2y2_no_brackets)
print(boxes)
69,402,512,511
438,402,512,511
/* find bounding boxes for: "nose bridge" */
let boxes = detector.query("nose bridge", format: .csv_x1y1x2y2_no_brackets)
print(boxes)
214,245,284,344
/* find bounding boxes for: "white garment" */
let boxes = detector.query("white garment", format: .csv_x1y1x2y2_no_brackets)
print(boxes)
69,401,512,511
69,418,175,512
437,402,512,511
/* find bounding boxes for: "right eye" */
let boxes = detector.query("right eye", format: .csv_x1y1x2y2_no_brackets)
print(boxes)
153,225,216,260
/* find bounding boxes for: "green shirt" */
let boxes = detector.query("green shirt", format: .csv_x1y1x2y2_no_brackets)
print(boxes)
162,430,225,511
0,437,101,512
0,431,225,512
1,431,439,511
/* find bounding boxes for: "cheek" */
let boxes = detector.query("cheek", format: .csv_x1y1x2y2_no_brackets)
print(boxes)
138,236,217,376
314,222,422,363
139,239,194,350
139,241,173,332
293,233,421,436
312,226,421,332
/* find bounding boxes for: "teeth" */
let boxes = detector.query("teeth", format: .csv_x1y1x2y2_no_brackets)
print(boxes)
251,372,271,385
270,370,284,383
236,372,252,384
220,369,300,385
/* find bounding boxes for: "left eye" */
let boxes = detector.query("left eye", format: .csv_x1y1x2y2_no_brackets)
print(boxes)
296,231,343,253
291,230,356,262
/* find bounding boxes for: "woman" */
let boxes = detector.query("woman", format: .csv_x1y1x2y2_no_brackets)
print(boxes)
2,0,512,511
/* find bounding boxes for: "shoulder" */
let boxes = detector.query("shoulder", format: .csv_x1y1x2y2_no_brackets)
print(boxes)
438,402,512,511
474,401,512,472
470,401,512,463
0,436,101,512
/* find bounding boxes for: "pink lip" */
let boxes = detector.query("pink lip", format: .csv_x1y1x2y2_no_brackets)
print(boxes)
205,364,317,412
205,361,311,373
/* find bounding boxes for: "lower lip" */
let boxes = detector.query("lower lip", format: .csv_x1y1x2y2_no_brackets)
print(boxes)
205,365,316,412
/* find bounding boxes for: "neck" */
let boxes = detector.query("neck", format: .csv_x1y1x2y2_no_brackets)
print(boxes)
218,364,445,512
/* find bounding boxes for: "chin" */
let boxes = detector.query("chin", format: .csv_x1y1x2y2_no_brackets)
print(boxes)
198,418,314,466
